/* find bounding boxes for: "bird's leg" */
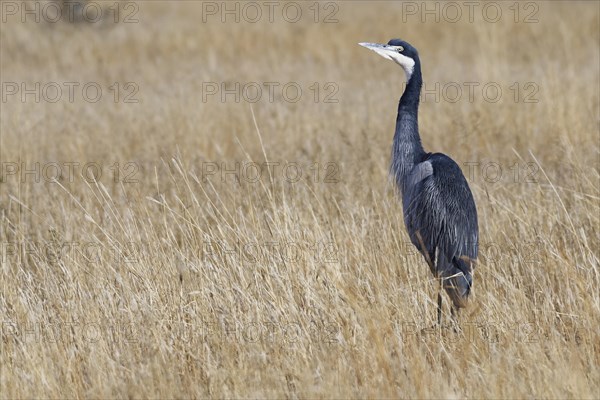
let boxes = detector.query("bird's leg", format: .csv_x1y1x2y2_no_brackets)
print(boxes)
451,306,460,333
437,279,442,326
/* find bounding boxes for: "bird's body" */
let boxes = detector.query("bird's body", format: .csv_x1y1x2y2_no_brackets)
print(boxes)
398,152,478,309
360,39,478,321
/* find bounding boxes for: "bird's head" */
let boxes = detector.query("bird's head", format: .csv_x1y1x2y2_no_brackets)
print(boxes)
359,39,419,80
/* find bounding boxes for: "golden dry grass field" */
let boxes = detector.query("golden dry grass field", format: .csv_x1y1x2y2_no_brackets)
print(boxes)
1,0,599,398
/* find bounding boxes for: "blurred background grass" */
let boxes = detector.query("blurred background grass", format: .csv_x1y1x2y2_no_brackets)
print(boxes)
1,1,599,398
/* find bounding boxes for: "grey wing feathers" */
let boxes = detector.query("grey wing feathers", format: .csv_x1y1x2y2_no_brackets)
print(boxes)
402,153,479,274
406,160,433,187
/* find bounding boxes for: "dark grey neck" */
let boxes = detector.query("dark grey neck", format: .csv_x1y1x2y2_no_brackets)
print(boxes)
391,58,426,192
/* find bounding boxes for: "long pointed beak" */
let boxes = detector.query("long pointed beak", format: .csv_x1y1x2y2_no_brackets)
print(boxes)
358,42,396,61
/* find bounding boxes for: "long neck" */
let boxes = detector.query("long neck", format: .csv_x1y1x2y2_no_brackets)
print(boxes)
391,58,426,190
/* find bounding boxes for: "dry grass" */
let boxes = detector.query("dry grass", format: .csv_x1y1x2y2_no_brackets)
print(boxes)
1,1,599,398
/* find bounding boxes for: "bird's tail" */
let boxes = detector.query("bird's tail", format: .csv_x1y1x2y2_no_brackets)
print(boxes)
442,256,474,309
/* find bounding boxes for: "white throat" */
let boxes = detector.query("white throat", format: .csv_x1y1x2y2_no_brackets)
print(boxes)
389,52,415,81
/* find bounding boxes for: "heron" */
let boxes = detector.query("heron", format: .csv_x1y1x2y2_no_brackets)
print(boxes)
359,39,479,324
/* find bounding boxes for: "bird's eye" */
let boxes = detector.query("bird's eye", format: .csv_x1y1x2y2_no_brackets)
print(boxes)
398,46,404,52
